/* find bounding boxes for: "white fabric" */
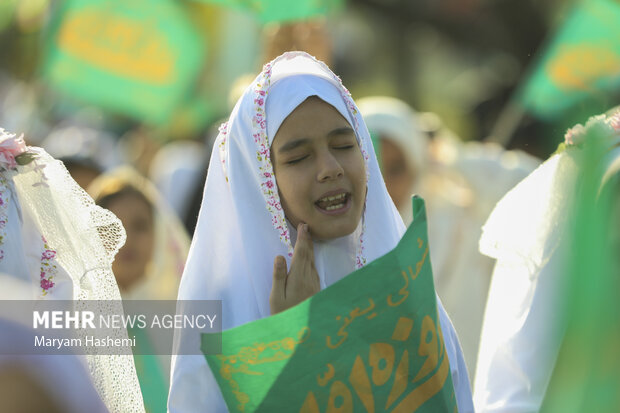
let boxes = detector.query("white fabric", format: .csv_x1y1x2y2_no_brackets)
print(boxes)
356,95,429,174
0,129,145,412
148,140,208,219
0,317,108,413
169,52,473,413
474,109,620,413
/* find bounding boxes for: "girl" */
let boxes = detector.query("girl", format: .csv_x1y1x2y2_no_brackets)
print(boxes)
88,167,189,301
169,52,473,412
89,167,190,413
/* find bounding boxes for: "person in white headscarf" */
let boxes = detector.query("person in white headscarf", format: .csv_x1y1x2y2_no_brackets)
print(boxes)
0,128,145,412
357,96,540,379
473,108,620,413
88,167,190,413
88,166,190,302
168,51,474,412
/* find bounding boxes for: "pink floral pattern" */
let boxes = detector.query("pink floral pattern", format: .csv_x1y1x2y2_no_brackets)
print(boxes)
0,176,8,261
0,130,28,170
39,237,58,295
250,61,296,256
564,110,620,147
218,121,229,182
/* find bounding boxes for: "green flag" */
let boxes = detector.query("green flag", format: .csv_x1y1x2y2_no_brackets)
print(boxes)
41,0,205,125
518,0,620,120
540,126,620,412
202,197,458,413
190,0,343,23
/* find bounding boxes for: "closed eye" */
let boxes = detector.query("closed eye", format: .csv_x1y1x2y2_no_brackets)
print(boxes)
286,155,309,164
333,145,354,150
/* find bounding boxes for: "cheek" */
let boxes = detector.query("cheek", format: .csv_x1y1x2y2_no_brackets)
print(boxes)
275,171,309,216
140,230,155,256
350,154,367,192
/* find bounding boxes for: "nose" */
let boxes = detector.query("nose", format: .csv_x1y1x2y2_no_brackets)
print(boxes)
317,151,344,182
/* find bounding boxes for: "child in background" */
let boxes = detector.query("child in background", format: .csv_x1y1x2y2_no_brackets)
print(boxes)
89,167,190,413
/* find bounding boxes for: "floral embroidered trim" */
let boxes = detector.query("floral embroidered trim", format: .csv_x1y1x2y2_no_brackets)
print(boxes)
39,236,58,295
218,121,229,182
564,110,620,147
0,176,9,262
251,61,296,256
610,111,620,132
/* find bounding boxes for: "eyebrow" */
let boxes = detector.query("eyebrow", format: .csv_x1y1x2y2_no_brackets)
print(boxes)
327,126,355,137
276,126,356,154
277,137,312,154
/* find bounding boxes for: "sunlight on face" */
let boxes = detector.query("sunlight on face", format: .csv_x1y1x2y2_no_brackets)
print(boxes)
271,96,366,240
106,193,155,291
380,137,416,209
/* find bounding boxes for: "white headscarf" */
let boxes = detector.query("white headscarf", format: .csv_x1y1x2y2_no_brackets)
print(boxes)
87,166,190,301
356,95,429,176
169,52,473,413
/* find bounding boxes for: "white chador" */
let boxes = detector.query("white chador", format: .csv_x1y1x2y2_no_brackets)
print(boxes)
0,129,145,413
169,52,474,413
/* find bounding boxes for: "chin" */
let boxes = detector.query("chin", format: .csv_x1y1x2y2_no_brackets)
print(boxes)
312,220,359,241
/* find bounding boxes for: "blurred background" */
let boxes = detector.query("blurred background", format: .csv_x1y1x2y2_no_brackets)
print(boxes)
2,0,619,163
1,1,619,408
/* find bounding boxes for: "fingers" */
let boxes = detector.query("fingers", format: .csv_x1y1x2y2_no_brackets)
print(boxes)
291,223,314,268
272,255,288,288
270,255,287,314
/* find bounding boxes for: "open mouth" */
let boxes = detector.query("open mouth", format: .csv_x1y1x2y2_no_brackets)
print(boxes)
314,192,351,213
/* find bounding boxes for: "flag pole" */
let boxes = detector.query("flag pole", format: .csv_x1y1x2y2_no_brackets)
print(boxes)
483,100,527,147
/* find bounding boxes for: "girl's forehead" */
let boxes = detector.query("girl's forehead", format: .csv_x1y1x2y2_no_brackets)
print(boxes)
263,75,354,145
272,98,355,147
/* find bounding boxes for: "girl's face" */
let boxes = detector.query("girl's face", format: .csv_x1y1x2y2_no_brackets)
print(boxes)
271,96,366,240
106,192,155,291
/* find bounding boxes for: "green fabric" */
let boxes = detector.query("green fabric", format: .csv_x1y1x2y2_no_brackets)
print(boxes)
541,131,620,412
518,0,620,120
130,327,169,413
41,0,205,125
202,197,458,413
191,0,343,23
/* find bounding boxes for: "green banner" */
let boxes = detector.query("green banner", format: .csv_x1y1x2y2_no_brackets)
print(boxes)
42,0,205,125
540,127,620,412
191,0,343,23
202,197,458,413
518,0,620,120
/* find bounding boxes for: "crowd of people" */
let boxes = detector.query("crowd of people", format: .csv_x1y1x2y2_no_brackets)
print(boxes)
0,1,619,412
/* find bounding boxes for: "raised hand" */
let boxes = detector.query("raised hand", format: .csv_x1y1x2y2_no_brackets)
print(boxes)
270,223,321,314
